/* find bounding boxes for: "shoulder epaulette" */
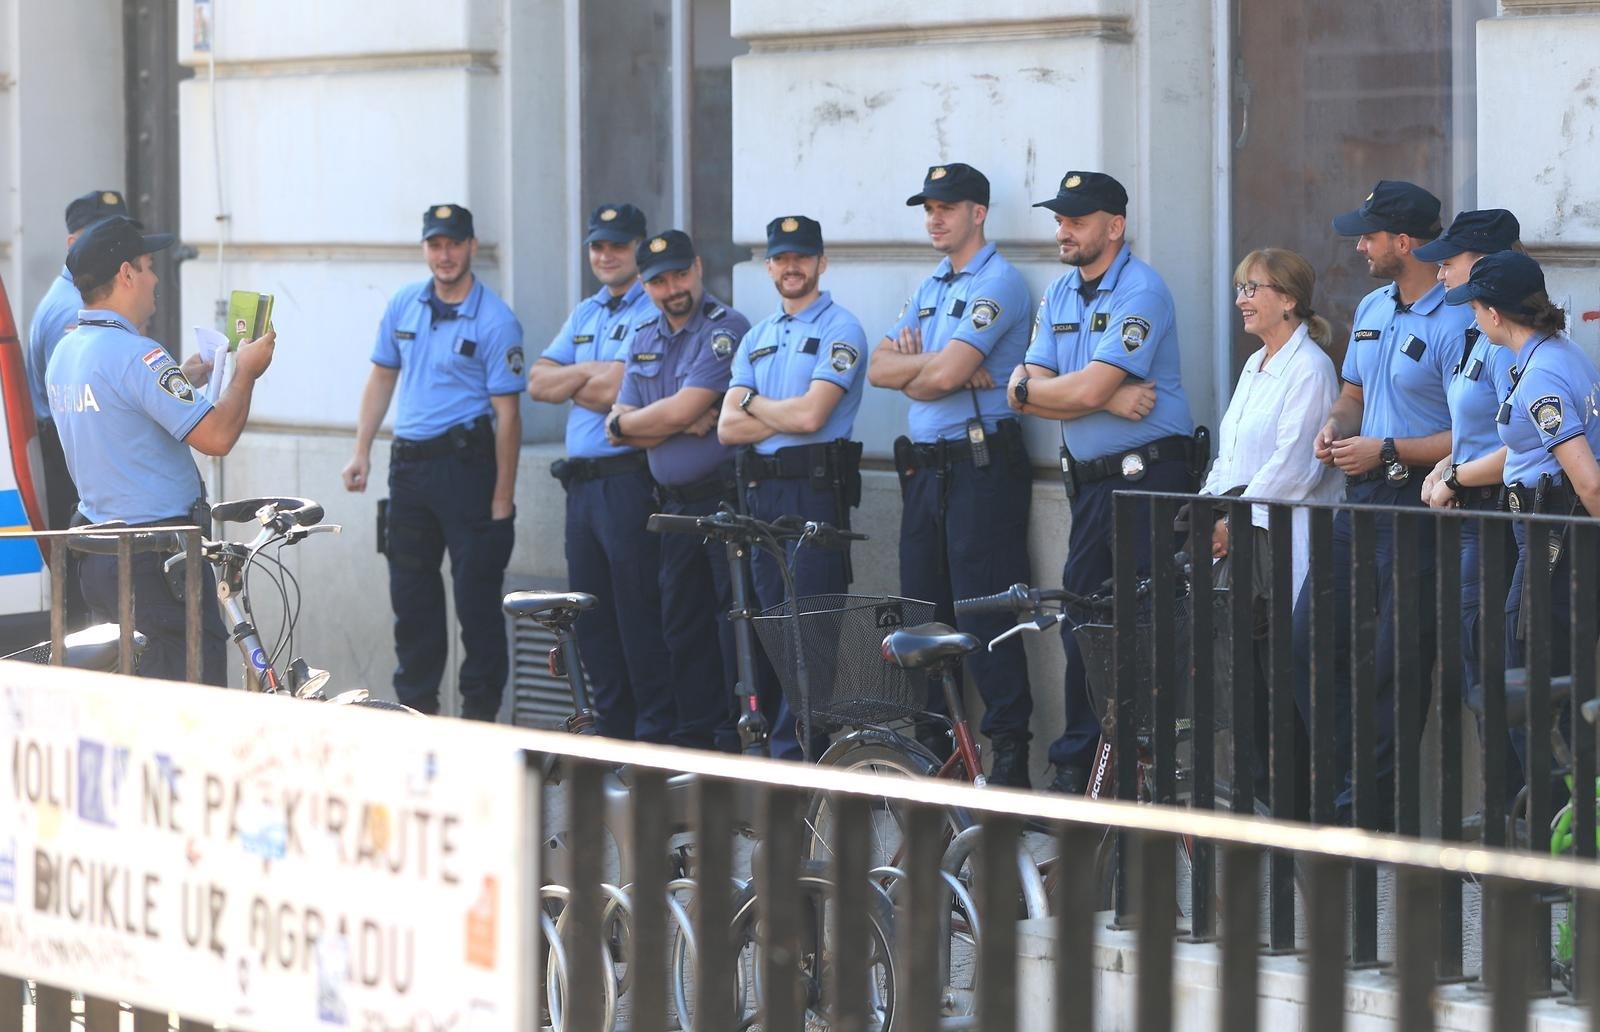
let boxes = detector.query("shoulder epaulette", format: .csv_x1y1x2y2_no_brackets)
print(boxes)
702,300,727,321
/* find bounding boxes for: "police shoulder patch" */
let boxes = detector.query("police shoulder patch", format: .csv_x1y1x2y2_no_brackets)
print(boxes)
158,366,196,403
710,331,737,360
506,346,525,376
829,342,860,374
1531,394,1564,435
969,297,1001,331
1120,316,1152,353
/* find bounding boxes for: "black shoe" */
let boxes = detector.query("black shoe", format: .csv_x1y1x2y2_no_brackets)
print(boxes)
988,735,1031,789
1047,764,1089,795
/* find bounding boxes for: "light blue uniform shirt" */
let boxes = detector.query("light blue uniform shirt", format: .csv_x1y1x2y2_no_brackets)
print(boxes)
45,310,210,524
1499,332,1600,488
540,281,657,459
884,243,1031,442
1446,324,1517,464
618,294,750,486
27,266,82,422
729,291,867,455
371,277,526,440
1341,282,1471,440
1023,243,1194,462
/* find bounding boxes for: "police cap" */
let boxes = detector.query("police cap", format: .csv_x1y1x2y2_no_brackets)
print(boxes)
585,203,647,245
1443,250,1546,317
1033,170,1128,218
66,215,175,287
1331,180,1442,239
422,203,475,241
1413,209,1522,262
637,229,696,282
905,163,990,207
764,215,823,258
65,190,129,234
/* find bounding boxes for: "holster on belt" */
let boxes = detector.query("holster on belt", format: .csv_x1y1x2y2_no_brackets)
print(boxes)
892,435,917,483
1059,444,1078,500
549,458,572,488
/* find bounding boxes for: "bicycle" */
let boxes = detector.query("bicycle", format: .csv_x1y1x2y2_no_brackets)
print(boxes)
958,569,1305,941
67,496,406,709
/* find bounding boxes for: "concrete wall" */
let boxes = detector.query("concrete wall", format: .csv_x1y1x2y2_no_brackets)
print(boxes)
1477,9,1600,358
1,0,126,334
172,0,577,708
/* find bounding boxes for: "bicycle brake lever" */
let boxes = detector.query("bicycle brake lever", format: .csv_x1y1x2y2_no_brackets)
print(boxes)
986,613,1058,651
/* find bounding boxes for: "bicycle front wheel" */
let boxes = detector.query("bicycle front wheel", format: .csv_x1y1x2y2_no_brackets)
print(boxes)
803,733,970,871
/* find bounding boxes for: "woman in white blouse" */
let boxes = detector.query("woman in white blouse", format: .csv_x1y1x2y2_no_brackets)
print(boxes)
1201,248,1342,804
1203,248,1344,597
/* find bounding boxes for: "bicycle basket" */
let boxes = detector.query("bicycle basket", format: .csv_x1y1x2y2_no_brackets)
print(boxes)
752,594,935,729
1068,588,1228,739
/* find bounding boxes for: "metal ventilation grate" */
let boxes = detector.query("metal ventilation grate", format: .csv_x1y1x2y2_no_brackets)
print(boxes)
505,575,578,730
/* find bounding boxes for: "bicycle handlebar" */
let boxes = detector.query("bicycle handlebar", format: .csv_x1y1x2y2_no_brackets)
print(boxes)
646,509,865,550
210,496,324,527
955,583,1075,618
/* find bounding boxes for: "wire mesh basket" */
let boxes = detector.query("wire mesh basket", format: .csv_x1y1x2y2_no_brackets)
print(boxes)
752,594,935,729
1070,590,1233,738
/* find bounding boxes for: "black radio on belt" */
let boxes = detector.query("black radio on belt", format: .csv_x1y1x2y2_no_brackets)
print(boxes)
965,388,990,468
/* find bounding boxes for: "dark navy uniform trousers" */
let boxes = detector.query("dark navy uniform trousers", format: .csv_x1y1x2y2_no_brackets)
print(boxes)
898,448,1032,741
79,544,228,686
1291,476,1436,829
657,491,739,751
1049,458,1192,769
745,476,849,760
386,446,515,720
562,468,675,742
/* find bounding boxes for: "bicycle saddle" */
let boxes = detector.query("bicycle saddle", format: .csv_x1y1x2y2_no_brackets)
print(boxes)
880,622,979,669
502,591,597,619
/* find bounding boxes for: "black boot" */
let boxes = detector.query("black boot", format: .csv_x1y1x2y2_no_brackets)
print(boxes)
987,734,1031,789
1047,764,1089,795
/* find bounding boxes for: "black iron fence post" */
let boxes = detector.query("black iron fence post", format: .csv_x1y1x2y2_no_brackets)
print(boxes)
1186,504,1217,942
1350,508,1380,966
1113,492,1139,929
631,769,669,1032
1434,512,1465,981
1267,502,1297,954
1570,522,1598,1003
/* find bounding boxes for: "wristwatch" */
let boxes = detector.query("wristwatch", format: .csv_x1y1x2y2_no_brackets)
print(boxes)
1380,437,1398,465
607,412,624,439
739,388,757,412
1013,376,1031,406
1443,462,1464,492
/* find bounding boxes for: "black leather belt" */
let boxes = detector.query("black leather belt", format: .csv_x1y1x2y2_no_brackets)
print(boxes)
1455,484,1502,508
655,463,736,506
1346,464,1428,487
1505,481,1577,514
391,415,493,463
741,443,834,483
1075,434,1194,487
552,451,649,485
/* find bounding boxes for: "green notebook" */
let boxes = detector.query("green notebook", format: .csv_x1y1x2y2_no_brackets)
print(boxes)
225,290,275,351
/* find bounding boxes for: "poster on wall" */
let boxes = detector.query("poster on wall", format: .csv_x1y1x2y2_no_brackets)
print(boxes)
0,667,528,1030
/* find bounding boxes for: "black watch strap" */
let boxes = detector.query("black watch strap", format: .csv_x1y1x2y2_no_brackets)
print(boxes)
1444,462,1463,491
1381,437,1398,465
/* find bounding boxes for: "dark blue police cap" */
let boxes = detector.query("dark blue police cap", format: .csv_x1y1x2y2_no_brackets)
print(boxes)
765,215,823,257
585,203,647,245
65,190,129,234
1033,170,1128,217
422,203,475,241
1443,250,1547,316
66,215,174,286
637,229,696,282
1413,209,1521,262
906,163,990,207
1331,180,1442,238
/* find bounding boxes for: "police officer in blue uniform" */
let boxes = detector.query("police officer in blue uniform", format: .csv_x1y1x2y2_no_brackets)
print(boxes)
29,189,130,531
1416,209,1523,802
1008,171,1196,795
342,204,524,720
868,163,1036,787
718,215,867,760
1297,180,1474,827
47,215,276,684
527,203,674,742
609,229,750,750
1439,252,1600,774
